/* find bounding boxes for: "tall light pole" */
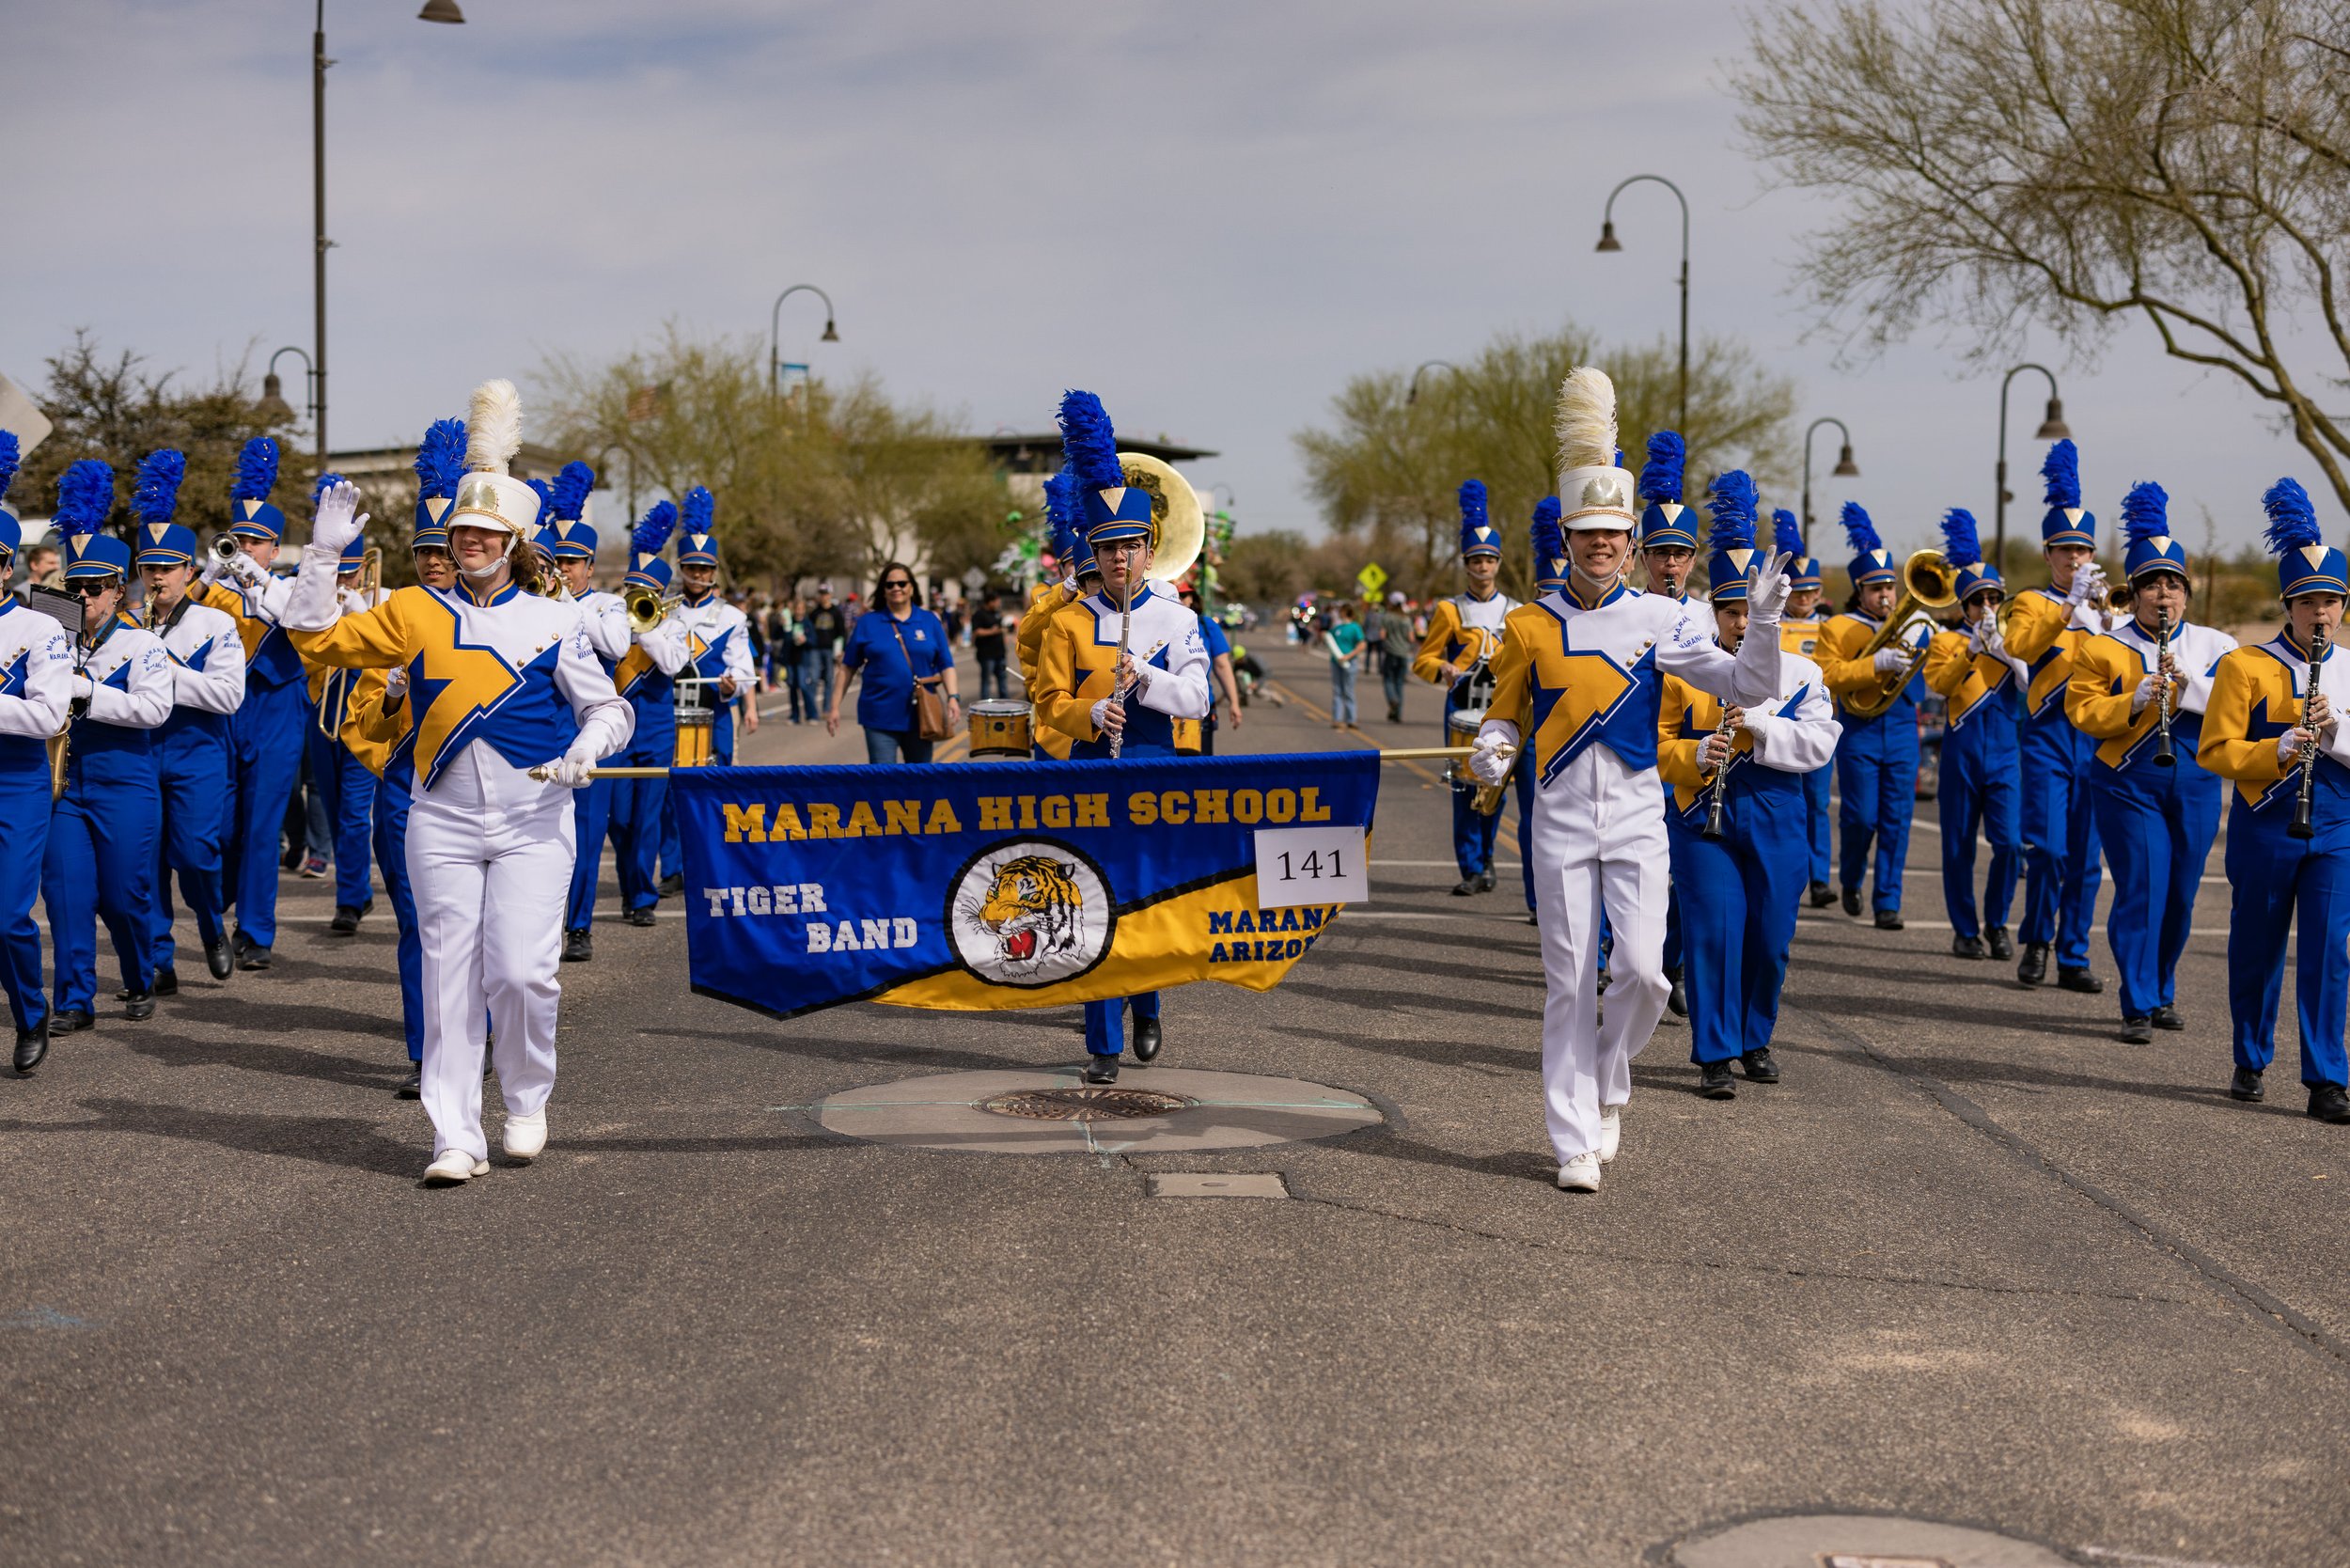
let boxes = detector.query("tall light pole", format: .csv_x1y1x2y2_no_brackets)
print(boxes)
257,346,319,433
769,285,839,396
1405,360,1457,406
1595,174,1690,432
1993,364,2071,573
1799,416,1858,554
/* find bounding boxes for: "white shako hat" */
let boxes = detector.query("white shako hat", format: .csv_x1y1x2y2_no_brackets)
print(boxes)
446,379,540,536
1555,366,1640,531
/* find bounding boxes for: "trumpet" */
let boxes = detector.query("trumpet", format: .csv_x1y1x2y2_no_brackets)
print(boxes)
624,584,676,634
208,532,243,565
1841,549,1960,720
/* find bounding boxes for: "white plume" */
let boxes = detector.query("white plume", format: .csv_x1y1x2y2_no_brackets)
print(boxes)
1554,366,1618,472
464,379,524,474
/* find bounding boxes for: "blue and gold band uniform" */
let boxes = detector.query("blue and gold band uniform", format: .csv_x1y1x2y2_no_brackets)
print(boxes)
1772,510,1834,896
1637,433,1710,986
2196,478,2350,1118
660,489,759,884
1022,468,1095,762
2062,482,2236,1031
1411,479,1518,896
303,519,384,922
2006,439,2107,980
605,503,693,917
0,431,75,1062
1815,501,1927,918
537,463,631,948
1919,508,2022,951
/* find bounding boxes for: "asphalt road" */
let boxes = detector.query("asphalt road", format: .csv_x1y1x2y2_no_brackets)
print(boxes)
3,636,2345,1567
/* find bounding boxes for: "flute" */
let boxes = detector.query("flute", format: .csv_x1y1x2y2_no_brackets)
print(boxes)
2291,622,2329,840
1107,572,1134,760
2152,606,2176,766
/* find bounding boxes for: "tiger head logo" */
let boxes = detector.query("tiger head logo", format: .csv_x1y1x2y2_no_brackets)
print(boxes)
977,855,1085,975
948,839,1115,988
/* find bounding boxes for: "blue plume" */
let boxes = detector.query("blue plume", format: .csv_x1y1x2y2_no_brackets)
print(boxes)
1772,508,1805,558
1043,463,1082,531
2262,478,2322,556
2041,439,2080,510
1939,507,1983,569
1638,431,1685,506
314,470,348,502
681,485,715,539
1529,496,1563,565
0,431,18,503
55,460,114,537
133,449,187,525
631,499,678,557
414,417,467,500
1531,495,1561,531
232,436,279,503
1457,479,1488,528
550,461,596,523
2121,481,2169,544
1841,500,1882,556
1057,390,1123,492
1704,470,1757,550
525,478,554,517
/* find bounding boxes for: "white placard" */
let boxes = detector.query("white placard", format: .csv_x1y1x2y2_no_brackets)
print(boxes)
1254,825,1369,908
0,373,54,454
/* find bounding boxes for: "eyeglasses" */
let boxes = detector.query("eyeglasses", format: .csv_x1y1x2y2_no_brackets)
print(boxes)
68,579,116,597
882,580,914,591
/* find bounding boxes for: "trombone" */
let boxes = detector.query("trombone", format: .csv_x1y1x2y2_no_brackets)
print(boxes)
1841,548,1960,720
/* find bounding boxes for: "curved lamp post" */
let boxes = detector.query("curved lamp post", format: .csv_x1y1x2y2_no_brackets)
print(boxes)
1993,365,2071,571
1799,416,1858,553
1596,174,1690,431
257,345,319,431
770,284,839,396
1406,360,1458,407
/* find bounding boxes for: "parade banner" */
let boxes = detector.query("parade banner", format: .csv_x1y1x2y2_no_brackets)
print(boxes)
670,753,1382,1018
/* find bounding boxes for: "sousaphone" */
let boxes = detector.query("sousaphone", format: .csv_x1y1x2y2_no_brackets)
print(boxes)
1119,451,1204,589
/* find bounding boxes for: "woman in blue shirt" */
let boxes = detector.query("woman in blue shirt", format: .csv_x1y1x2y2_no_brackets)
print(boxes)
827,563,961,763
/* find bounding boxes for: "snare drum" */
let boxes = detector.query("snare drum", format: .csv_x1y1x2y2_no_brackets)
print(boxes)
1172,717,1203,756
967,698,1034,760
1446,706,1488,789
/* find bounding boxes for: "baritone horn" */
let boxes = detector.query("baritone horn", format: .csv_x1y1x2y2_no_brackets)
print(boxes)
1840,548,1960,721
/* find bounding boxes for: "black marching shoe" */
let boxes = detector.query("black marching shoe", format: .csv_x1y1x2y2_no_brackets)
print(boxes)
329,904,362,934
1450,876,1478,898
51,1009,94,1034
1841,886,1862,917
1129,1017,1162,1063
2057,966,2103,996
561,929,593,963
205,933,234,980
153,968,178,997
2119,1015,2154,1044
14,1017,49,1073
397,1064,422,1100
1475,871,1496,894
1698,1059,1737,1099
1874,910,1904,932
1809,881,1836,909
1951,933,1986,960
2308,1082,2350,1124
1082,1053,1120,1085
658,872,685,898
2150,1004,2183,1030
622,907,657,928
122,990,156,1022
238,941,274,971
1665,968,1688,1018
1987,926,2014,961
2016,942,2049,986
1739,1047,1780,1084
2229,1066,2265,1103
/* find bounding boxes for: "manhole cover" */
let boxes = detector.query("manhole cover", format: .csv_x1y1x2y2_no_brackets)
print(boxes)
981,1087,1191,1121
1669,1514,2073,1568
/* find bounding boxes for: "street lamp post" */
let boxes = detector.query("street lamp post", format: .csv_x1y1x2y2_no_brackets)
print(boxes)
769,285,839,396
1799,416,1858,555
1993,364,2071,573
1405,361,1457,406
1596,174,1691,432
258,346,320,433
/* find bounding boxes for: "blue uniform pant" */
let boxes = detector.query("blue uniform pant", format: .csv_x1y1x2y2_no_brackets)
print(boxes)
661,713,734,880
1668,814,1806,1063
150,726,230,973
1449,747,1533,906
1802,763,1832,886
45,753,160,1011
374,775,424,1063
2091,769,2220,1020
567,777,613,932
1663,885,1683,977
2224,806,2350,1088
610,729,670,912
2018,720,2102,969
1939,729,2021,940
1086,991,1161,1058
306,725,376,909
1836,713,1919,912
0,760,53,1031
223,681,307,949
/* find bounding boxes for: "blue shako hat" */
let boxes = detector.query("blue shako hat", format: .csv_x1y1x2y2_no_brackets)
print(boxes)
1703,471,1759,604
1637,431,1697,550
2121,481,2189,582
1058,390,1155,547
1940,506,2000,604
0,430,22,557
1043,463,1096,580
678,485,719,568
625,500,678,592
1842,500,1896,587
2262,478,2343,600
413,416,466,544
229,437,285,540
1773,509,1821,590
2040,439,2094,548
1529,496,1566,590
541,460,598,559
57,460,132,580
1456,479,1501,558
131,448,195,566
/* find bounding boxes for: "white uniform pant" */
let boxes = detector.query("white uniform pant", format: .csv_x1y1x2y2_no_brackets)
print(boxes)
408,791,573,1160
1528,749,1672,1161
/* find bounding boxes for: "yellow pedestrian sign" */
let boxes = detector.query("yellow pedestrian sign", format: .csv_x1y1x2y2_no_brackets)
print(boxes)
1356,561,1388,597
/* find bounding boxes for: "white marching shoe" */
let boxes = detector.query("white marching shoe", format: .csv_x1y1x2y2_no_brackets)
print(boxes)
1598,1106,1622,1164
503,1109,548,1161
424,1150,490,1185
1556,1152,1603,1192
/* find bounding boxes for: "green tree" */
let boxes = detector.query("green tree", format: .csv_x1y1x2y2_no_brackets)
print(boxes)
1294,322,1798,600
1731,0,2350,515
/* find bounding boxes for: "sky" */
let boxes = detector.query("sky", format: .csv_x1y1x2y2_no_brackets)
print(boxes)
6,0,2332,570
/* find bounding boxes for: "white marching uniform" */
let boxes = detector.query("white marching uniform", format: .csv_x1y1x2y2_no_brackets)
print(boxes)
152,599,247,715
575,588,633,666
1478,582,1783,1162
283,559,633,1162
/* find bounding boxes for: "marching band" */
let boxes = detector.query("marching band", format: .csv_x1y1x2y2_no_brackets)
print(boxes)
3,353,2346,1199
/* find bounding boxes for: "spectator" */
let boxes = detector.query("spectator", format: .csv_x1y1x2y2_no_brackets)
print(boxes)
969,588,1009,701
12,541,59,601
1323,600,1365,729
828,562,961,763
803,586,845,727
1182,588,1242,752
1370,588,1416,724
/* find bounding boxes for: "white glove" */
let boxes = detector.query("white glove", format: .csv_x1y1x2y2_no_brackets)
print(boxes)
198,552,227,587
309,479,368,556
1089,697,1123,737
2065,565,2107,607
1872,647,1910,675
2280,729,2314,768
2130,673,2161,715
1977,620,2005,659
71,674,95,702
1698,732,1733,770
227,552,266,585
383,666,409,703
1746,550,1794,623
1467,731,1514,786
550,742,600,788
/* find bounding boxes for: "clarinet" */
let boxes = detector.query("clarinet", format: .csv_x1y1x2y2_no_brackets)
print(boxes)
2152,606,2176,766
2291,623,2328,840
1700,705,1737,841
